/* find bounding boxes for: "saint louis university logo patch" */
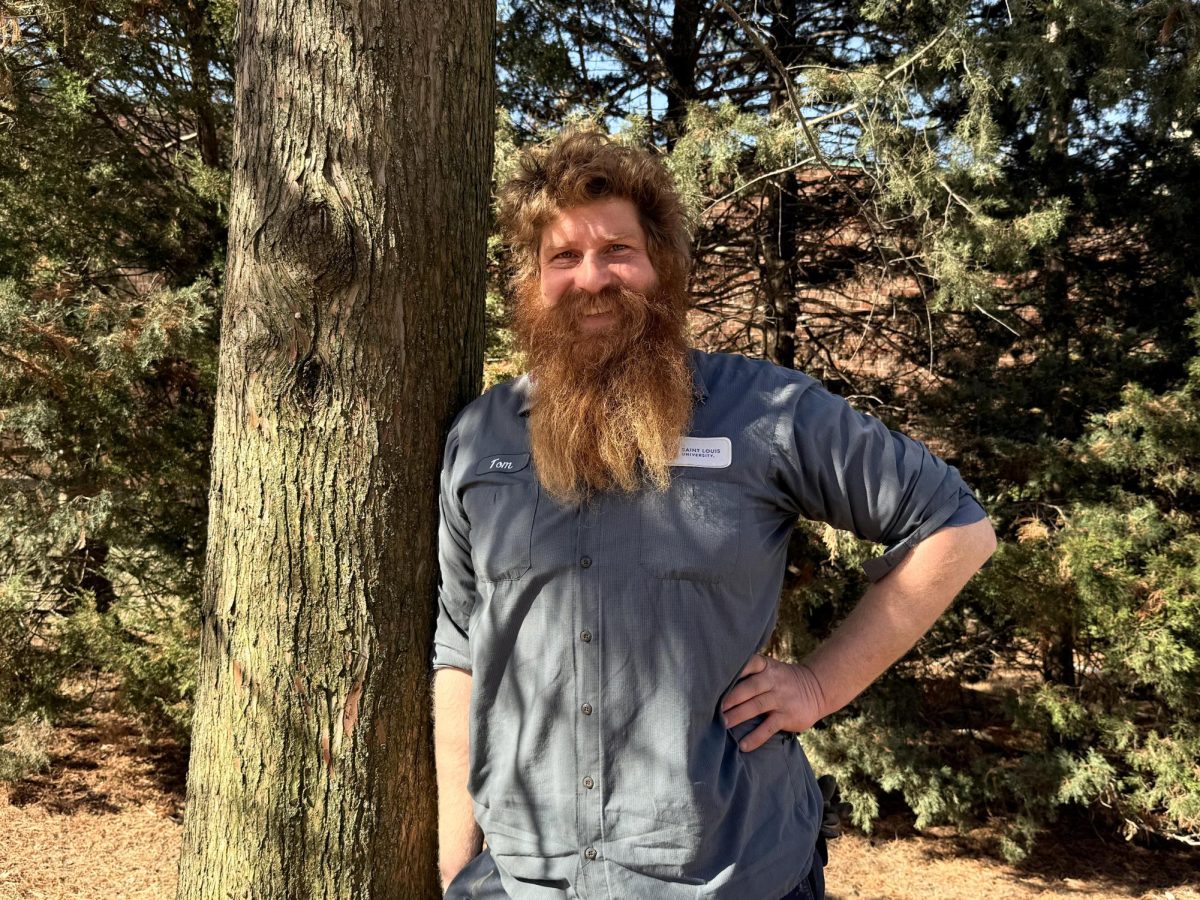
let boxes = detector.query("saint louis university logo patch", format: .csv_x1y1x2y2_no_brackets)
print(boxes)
669,437,732,469
475,453,530,476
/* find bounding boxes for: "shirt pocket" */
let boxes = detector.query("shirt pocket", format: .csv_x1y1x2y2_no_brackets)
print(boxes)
639,475,742,583
462,478,539,582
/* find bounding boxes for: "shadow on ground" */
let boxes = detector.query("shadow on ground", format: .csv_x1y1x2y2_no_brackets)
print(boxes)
4,710,186,816
860,808,1200,897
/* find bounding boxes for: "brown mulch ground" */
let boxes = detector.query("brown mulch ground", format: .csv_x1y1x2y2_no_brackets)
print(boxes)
0,710,185,900
1,709,1197,900
827,822,1200,899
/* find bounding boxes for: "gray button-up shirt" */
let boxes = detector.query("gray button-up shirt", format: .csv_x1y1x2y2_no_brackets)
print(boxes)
434,350,985,899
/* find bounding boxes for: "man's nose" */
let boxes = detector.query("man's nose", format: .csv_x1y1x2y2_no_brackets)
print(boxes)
574,253,615,294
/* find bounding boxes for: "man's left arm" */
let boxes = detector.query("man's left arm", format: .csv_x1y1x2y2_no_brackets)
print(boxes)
723,516,996,752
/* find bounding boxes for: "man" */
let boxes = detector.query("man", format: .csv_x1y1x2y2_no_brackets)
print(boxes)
432,131,996,899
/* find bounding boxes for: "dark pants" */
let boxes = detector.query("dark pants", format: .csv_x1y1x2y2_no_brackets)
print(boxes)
779,851,825,900
444,848,826,899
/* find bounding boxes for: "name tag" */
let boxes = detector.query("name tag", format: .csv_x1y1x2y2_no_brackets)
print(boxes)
475,453,530,476
670,437,732,468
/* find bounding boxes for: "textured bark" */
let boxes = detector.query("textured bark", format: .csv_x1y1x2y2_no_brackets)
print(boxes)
175,1,494,897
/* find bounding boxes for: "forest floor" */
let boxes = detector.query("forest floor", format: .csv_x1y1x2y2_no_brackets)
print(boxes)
1,706,1198,900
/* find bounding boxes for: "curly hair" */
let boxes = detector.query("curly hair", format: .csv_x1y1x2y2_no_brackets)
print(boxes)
496,130,692,294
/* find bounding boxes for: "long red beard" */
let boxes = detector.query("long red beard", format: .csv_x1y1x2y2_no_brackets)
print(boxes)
513,278,693,503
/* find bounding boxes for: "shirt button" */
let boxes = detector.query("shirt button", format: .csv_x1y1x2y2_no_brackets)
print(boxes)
583,776,595,789
580,556,592,569
581,702,593,715
580,630,592,643
584,847,598,861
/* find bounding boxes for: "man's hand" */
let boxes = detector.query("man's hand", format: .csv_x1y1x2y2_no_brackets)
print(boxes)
721,654,827,752
723,517,996,755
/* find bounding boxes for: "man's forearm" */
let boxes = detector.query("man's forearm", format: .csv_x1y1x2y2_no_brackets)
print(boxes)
803,517,997,719
433,666,483,890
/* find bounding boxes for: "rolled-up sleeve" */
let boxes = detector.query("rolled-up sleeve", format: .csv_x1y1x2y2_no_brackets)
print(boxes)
774,380,986,582
432,423,476,673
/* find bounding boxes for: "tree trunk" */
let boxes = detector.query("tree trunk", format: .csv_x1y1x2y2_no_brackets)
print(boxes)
761,177,800,369
175,0,494,897
182,0,223,170
1038,13,1078,699
662,0,703,147
760,0,800,369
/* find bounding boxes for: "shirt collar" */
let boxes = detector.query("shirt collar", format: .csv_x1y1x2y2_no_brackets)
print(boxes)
517,374,534,417
517,348,707,418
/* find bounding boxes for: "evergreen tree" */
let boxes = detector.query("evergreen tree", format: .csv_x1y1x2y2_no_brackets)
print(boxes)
0,1,233,736
496,0,1200,851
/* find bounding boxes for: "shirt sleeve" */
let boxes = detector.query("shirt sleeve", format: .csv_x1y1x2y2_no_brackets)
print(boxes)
432,421,476,673
774,380,987,582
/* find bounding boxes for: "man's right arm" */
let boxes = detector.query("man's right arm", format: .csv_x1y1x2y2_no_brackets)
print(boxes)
434,665,482,891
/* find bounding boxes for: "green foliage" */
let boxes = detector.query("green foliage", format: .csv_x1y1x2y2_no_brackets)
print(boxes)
0,714,53,783
0,2,229,743
803,712,977,832
0,574,196,741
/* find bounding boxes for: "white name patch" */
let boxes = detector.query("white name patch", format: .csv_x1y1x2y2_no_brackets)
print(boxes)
670,436,732,469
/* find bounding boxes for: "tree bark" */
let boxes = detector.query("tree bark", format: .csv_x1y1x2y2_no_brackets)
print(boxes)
662,0,703,146
761,177,800,369
1037,13,1078,698
175,0,494,897
760,0,800,369
182,0,223,170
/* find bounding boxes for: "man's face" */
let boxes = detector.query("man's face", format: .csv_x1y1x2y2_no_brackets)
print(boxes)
515,194,692,503
537,198,659,334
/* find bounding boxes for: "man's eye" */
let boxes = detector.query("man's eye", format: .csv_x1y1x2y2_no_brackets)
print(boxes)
609,244,630,253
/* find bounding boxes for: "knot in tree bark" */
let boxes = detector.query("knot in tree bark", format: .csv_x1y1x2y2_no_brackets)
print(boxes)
277,194,358,293
289,354,328,411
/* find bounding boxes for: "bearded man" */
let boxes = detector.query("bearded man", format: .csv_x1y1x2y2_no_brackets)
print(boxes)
432,131,996,900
